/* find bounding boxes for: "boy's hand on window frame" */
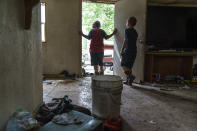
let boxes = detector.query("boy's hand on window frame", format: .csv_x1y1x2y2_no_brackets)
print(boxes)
113,28,118,35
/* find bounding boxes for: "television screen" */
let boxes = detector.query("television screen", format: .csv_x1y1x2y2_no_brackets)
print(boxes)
146,6,197,49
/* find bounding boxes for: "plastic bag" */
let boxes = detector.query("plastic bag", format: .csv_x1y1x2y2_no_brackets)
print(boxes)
6,109,39,131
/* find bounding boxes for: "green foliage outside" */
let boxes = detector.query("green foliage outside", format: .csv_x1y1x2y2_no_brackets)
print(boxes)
82,2,115,50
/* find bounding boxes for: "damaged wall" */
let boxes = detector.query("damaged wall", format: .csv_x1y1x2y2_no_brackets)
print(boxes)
42,0,82,75
0,0,42,130
114,0,147,82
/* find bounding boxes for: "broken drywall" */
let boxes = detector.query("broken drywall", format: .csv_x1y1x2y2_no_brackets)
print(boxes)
42,0,82,76
0,0,42,130
114,0,147,82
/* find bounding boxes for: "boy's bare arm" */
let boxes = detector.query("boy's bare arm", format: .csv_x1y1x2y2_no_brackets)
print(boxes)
120,39,128,56
106,28,117,39
82,33,90,40
79,31,90,40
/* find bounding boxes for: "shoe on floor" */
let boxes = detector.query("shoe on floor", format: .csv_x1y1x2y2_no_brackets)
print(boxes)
123,80,128,85
128,75,136,85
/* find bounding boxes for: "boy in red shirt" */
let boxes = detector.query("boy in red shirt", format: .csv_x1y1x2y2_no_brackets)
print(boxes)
80,21,117,75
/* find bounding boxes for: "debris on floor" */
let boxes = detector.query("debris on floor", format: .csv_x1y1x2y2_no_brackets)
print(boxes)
136,81,193,91
133,81,197,103
43,70,77,80
43,77,197,131
82,67,94,77
52,113,83,125
164,75,184,83
160,88,176,91
36,95,73,125
7,95,98,131
38,110,102,131
6,109,40,131
72,105,91,116
59,70,77,80
36,95,92,128
179,84,191,90
43,80,53,85
148,120,157,125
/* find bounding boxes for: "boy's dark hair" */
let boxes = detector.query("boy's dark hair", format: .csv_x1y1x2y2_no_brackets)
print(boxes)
94,21,101,28
128,17,137,27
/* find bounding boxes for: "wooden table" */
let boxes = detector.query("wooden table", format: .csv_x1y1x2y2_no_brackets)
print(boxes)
144,52,197,82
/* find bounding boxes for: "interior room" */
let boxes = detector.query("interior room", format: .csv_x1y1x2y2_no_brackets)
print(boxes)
1,0,197,131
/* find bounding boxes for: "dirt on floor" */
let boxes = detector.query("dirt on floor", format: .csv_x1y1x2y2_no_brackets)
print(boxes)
43,78,197,131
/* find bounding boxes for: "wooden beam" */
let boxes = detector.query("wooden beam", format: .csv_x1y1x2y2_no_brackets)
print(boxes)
24,0,40,30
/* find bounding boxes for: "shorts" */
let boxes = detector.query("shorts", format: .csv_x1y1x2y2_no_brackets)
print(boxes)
90,52,104,66
121,52,136,69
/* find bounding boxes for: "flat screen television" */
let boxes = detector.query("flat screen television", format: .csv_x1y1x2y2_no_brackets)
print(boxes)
146,6,197,50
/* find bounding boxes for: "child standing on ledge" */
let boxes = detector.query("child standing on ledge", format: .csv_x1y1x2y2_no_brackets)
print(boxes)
120,17,138,85
80,21,117,75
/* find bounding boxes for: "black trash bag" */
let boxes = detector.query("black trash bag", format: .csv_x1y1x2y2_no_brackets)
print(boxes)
36,95,73,125
59,70,77,79
52,95,73,114
60,70,69,76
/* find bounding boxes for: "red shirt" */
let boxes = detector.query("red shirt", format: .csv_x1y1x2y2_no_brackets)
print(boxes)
88,28,108,53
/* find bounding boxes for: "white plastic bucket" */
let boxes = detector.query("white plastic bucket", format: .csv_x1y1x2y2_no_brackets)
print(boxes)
91,75,123,119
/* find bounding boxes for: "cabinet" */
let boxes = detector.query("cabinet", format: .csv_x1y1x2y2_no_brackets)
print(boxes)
144,52,197,82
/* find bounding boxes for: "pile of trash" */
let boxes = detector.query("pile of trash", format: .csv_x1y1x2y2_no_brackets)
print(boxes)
164,75,184,83
60,70,77,80
6,109,40,131
36,95,73,125
52,113,83,125
6,95,91,131
82,68,94,77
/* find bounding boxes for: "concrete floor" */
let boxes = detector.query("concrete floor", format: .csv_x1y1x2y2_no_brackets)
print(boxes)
43,78,197,131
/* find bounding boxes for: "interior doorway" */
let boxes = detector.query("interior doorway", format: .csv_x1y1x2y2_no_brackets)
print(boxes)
82,2,115,76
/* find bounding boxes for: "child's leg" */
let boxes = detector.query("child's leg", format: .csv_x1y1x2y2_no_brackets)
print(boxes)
98,52,104,75
122,66,131,79
90,52,99,75
122,66,135,85
100,66,104,75
121,52,136,85
94,65,99,75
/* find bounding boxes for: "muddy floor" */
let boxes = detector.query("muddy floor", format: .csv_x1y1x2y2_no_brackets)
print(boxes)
43,78,197,131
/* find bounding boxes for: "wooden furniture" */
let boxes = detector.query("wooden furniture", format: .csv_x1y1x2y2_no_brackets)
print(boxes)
144,52,197,82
